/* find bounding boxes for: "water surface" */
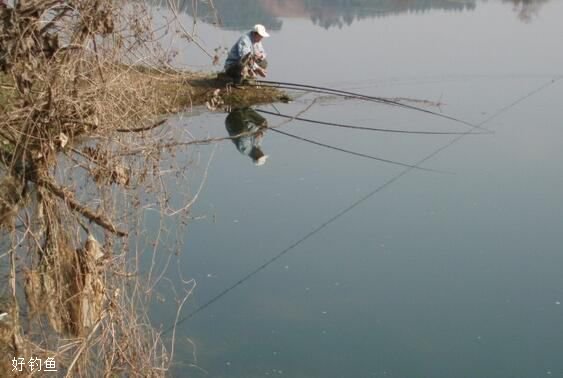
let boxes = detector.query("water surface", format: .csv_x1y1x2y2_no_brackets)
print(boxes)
150,1,563,377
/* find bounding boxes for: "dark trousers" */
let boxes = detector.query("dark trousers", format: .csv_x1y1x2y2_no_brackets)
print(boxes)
225,63,244,82
225,58,269,82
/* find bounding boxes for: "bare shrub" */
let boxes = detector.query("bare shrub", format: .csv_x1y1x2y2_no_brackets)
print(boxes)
0,0,209,376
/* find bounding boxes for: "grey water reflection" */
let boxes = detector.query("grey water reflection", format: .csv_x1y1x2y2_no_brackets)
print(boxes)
146,0,563,377
503,0,549,22
152,0,551,30
225,108,269,166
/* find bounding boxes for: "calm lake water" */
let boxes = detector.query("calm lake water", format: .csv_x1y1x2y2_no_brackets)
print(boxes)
148,1,563,377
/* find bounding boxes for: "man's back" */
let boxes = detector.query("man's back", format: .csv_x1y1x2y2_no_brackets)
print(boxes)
225,32,253,69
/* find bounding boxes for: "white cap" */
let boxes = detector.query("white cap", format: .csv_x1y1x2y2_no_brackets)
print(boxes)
254,155,268,166
253,24,270,38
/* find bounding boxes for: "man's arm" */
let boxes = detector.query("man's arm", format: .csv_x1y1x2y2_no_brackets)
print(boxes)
254,42,266,61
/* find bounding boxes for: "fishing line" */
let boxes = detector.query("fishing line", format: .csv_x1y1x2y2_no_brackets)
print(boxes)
476,77,561,127
269,128,447,173
331,73,563,93
163,76,561,336
262,102,451,172
257,109,491,135
248,80,482,130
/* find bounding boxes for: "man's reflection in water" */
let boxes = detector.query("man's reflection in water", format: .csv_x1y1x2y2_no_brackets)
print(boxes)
225,108,269,166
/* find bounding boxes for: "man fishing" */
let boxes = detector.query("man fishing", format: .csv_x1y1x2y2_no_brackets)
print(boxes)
224,24,270,83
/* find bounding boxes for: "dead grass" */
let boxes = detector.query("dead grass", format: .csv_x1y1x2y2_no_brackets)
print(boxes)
127,68,288,112
0,67,287,118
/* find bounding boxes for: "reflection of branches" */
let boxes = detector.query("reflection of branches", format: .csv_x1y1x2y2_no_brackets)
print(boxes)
168,277,196,367
166,145,215,217
0,0,217,376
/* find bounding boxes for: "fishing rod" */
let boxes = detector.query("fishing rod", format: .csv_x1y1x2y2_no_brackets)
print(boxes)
248,79,482,130
269,128,447,174
162,77,560,336
257,109,490,136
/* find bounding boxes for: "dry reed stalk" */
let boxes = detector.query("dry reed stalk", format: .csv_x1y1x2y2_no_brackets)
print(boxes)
0,0,220,376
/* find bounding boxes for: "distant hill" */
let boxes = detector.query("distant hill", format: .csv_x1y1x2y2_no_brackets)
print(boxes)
153,0,477,30
149,0,549,30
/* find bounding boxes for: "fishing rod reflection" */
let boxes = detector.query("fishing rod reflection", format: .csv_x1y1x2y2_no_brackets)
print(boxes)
225,108,269,166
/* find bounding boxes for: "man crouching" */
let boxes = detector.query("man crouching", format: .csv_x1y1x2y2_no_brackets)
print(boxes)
224,24,270,84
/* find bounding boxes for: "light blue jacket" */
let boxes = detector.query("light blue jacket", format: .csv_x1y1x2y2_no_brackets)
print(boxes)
225,31,255,69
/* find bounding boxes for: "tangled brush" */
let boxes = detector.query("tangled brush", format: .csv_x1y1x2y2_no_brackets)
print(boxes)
0,1,207,375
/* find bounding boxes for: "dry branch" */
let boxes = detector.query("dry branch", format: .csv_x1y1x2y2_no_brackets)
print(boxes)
115,119,167,133
0,0,197,375
37,175,128,237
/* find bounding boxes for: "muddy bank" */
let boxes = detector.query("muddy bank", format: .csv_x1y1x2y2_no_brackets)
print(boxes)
124,67,290,114
0,67,289,119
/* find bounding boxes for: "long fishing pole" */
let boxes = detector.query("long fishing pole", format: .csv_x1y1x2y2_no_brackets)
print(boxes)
269,128,447,174
257,109,490,136
163,76,561,336
248,79,482,130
